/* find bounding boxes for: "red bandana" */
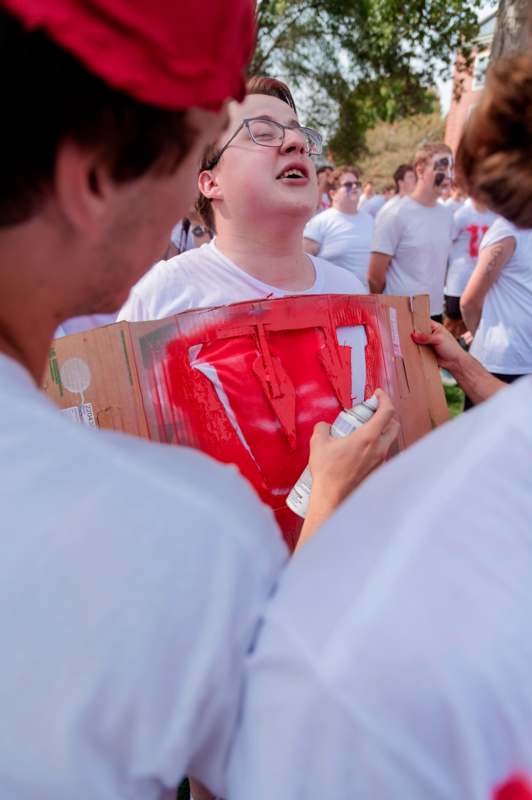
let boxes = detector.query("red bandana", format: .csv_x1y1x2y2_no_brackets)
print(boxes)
1,0,255,111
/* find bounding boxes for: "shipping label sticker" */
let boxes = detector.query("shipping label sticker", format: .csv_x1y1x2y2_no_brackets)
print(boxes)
61,402,96,428
388,308,402,357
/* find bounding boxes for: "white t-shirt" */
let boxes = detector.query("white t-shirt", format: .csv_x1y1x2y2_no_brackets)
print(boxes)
439,197,464,214
303,208,374,286
445,203,497,297
364,194,387,218
227,376,532,800
470,218,532,374
118,239,367,322
0,353,286,799
372,196,454,315
375,193,402,221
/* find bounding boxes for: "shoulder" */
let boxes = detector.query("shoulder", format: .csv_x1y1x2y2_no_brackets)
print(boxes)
120,243,219,320
311,255,367,293
305,208,335,232
480,217,517,251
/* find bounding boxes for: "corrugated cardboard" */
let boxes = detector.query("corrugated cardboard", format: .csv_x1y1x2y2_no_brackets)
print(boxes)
43,294,448,549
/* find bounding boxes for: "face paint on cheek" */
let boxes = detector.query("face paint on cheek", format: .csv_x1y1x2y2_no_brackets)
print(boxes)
432,155,454,187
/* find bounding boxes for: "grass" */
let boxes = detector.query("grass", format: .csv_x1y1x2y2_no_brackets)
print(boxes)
444,383,465,418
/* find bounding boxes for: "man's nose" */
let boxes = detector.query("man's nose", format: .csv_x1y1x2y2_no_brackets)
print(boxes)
280,127,307,155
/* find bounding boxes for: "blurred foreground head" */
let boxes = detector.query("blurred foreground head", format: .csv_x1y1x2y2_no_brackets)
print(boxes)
457,53,532,228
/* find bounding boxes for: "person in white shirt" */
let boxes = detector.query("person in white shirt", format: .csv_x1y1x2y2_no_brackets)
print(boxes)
226,53,532,800
444,199,497,336
368,142,454,321
376,163,416,221
0,6,399,800
363,185,394,218
461,216,532,395
119,80,368,323
357,180,374,210
302,165,374,287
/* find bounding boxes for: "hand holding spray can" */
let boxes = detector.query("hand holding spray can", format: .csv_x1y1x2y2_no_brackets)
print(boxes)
286,395,379,519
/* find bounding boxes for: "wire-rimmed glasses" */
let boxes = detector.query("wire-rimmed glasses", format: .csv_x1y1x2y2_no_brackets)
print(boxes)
207,117,323,168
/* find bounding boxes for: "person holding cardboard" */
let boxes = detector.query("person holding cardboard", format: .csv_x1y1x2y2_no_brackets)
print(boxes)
225,56,532,800
0,2,399,798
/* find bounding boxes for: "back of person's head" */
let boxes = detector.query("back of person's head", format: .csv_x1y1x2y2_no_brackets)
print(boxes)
393,163,414,191
0,2,251,229
456,53,532,228
197,76,297,231
413,142,451,173
330,165,361,190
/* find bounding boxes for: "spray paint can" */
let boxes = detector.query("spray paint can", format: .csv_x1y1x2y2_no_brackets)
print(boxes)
286,395,379,519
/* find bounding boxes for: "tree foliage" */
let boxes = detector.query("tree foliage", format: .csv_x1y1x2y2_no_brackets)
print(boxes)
252,0,483,159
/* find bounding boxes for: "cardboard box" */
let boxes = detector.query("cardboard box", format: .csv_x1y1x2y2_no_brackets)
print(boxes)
43,294,448,549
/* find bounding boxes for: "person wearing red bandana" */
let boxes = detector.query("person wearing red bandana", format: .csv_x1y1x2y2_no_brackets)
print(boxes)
0,2,399,798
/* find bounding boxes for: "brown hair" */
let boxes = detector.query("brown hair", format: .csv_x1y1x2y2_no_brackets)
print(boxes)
196,76,297,231
456,54,532,228
413,142,452,171
393,163,414,191
330,165,361,190
0,8,195,227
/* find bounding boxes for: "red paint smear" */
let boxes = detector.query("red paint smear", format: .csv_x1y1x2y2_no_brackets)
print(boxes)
494,776,532,800
143,295,390,550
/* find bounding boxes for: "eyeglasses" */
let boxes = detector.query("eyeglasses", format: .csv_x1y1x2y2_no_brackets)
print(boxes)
340,181,362,191
207,117,323,168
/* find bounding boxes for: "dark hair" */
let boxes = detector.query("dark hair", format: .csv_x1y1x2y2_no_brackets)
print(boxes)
0,8,195,227
393,163,414,191
196,76,297,231
316,165,333,176
457,54,532,228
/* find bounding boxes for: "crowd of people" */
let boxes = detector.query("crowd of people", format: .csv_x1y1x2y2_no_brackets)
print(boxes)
1,0,532,799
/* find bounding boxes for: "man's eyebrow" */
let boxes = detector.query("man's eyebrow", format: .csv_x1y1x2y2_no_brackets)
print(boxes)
252,113,300,127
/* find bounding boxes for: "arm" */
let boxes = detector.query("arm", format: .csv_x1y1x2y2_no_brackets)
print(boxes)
412,322,505,405
303,237,321,256
368,252,391,294
460,237,515,334
296,389,399,549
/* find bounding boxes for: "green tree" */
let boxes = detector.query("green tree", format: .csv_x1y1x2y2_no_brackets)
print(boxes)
252,0,482,158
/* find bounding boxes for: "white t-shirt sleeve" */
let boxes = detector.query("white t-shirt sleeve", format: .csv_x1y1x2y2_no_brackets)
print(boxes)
303,213,326,244
117,286,151,322
480,217,516,251
371,207,403,256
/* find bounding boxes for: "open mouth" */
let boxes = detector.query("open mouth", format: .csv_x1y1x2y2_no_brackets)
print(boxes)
276,164,308,181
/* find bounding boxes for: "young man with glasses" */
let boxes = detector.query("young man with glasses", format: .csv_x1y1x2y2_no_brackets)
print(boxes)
303,165,374,288
118,78,368,322
368,143,454,323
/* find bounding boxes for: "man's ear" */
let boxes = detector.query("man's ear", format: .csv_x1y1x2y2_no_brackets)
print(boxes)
54,141,112,235
198,169,223,201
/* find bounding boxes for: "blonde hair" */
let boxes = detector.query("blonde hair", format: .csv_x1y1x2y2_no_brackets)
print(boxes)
413,142,452,171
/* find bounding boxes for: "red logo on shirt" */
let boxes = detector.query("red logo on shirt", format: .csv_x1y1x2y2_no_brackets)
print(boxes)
466,224,490,258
